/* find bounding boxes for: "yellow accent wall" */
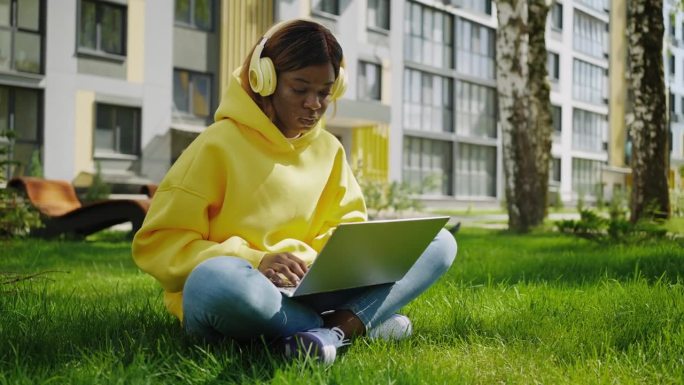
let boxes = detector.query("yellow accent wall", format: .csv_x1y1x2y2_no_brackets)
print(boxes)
219,0,274,97
352,124,389,182
609,0,627,167
127,0,145,83
74,91,96,176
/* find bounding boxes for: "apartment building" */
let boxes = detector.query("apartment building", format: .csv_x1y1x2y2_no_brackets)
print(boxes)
1,0,676,207
664,0,684,188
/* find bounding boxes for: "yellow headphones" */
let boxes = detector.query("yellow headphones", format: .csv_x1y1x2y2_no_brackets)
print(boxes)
248,19,347,100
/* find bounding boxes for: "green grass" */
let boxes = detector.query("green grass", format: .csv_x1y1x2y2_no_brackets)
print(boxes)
1,229,683,384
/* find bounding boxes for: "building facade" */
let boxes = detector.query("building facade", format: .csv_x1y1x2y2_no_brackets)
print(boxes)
0,0,678,207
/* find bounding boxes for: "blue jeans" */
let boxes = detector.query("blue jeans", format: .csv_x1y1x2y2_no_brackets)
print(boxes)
183,228,457,342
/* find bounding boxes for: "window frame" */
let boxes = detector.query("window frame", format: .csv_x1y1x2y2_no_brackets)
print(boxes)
174,0,215,32
94,103,142,158
367,0,390,31
357,61,382,101
173,68,213,120
550,3,563,31
0,85,43,179
0,0,45,74
313,0,340,17
547,52,560,82
77,0,127,59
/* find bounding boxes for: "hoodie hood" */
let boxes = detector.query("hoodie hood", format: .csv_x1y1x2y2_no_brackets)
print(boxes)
214,68,322,152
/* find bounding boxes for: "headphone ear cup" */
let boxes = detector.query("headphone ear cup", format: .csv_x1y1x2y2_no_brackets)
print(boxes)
250,57,276,97
330,66,347,100
258,57,277,96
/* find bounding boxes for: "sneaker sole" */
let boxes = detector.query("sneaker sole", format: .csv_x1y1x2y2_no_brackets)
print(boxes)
284,332,337,365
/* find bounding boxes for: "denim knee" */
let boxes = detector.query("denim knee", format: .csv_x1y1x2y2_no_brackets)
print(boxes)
431,228,458,274
183,256,275,317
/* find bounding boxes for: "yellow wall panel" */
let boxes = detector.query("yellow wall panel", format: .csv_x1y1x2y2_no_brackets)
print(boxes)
127,0,145,83
220,0,274,97
74,91,96,177
352,124,389,182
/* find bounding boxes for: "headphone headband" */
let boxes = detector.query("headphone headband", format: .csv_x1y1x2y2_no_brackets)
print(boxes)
248,18,347,99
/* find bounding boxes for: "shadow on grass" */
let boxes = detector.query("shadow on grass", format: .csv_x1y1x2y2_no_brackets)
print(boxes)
0,288,293,383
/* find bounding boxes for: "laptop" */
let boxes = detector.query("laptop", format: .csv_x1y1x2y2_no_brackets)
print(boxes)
279,216,450,297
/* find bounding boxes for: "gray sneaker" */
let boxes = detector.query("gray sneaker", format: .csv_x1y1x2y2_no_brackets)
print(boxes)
367,314,413,341
283,327,348,365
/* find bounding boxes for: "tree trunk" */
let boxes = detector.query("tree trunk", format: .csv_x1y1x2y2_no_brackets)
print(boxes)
627,0,671,221
496,0,553,233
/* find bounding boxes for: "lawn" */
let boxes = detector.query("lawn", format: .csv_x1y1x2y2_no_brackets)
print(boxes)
1,229,683,384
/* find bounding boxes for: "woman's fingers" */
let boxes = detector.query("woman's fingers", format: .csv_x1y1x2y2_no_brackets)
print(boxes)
258,252,309,287
271,262,301,286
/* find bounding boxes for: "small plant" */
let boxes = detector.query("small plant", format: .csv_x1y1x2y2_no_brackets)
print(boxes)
353,161,422,219
27,149,43,177
83,161,111,203
576,191,585,212
548,189,564,211
555,205,668,243
594,183,605,210
0,130,42,238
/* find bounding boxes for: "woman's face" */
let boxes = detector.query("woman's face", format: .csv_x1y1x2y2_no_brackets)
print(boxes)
271,63,336,138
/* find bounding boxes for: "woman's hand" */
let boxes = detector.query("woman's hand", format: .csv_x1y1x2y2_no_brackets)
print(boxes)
258,252,308,287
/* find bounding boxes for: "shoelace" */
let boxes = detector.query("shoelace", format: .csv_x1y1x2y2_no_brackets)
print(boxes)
325,326,350,348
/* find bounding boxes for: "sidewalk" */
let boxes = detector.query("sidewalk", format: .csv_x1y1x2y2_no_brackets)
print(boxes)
445,211,581,229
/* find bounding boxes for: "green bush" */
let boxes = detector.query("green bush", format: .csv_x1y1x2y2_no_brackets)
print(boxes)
0,130,42,238
83,161,111,203
353,163,423,219
555,208,667,243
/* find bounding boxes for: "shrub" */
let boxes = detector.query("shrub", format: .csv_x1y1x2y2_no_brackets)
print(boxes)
555,207,667,243
0,130,42,238
353,163,423,219
83,161,111,203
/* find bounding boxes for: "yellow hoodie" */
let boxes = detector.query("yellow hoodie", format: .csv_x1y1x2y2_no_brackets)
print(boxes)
132,71,367,321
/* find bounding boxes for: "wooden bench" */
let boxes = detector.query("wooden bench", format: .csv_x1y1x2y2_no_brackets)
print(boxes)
8,177,150,238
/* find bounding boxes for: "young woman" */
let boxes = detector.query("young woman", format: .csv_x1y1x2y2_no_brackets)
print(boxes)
132,19,457,365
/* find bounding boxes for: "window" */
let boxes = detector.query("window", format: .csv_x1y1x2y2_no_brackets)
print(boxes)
670,92,676,114
403,68,453,133
403,136,453,195
572,59,607,104
550,3,563,30
572,108,606,152
173,69,212,119
552,105,562,135
358,61,381,101
79,0,126,56
680,96,684,114
175,0,213,31
446,0,492,15
670,54,676,76
0,0,44,73
455,143,496,197
95,104,141,156
456,18,496,79
572,158,601,197
547,52,559,82
314,0,339,16
455,81,497,139
0,85,42,179
550,157,561,185
404,2,454,69
576,0,609,12
573,11,606,58
367,0,390,30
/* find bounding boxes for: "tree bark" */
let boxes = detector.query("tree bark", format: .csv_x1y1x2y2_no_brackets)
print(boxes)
627,0,671,221
496,0,553,233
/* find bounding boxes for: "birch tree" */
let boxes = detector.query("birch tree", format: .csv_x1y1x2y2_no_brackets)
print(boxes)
627,0,671,221
496,0,553,232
